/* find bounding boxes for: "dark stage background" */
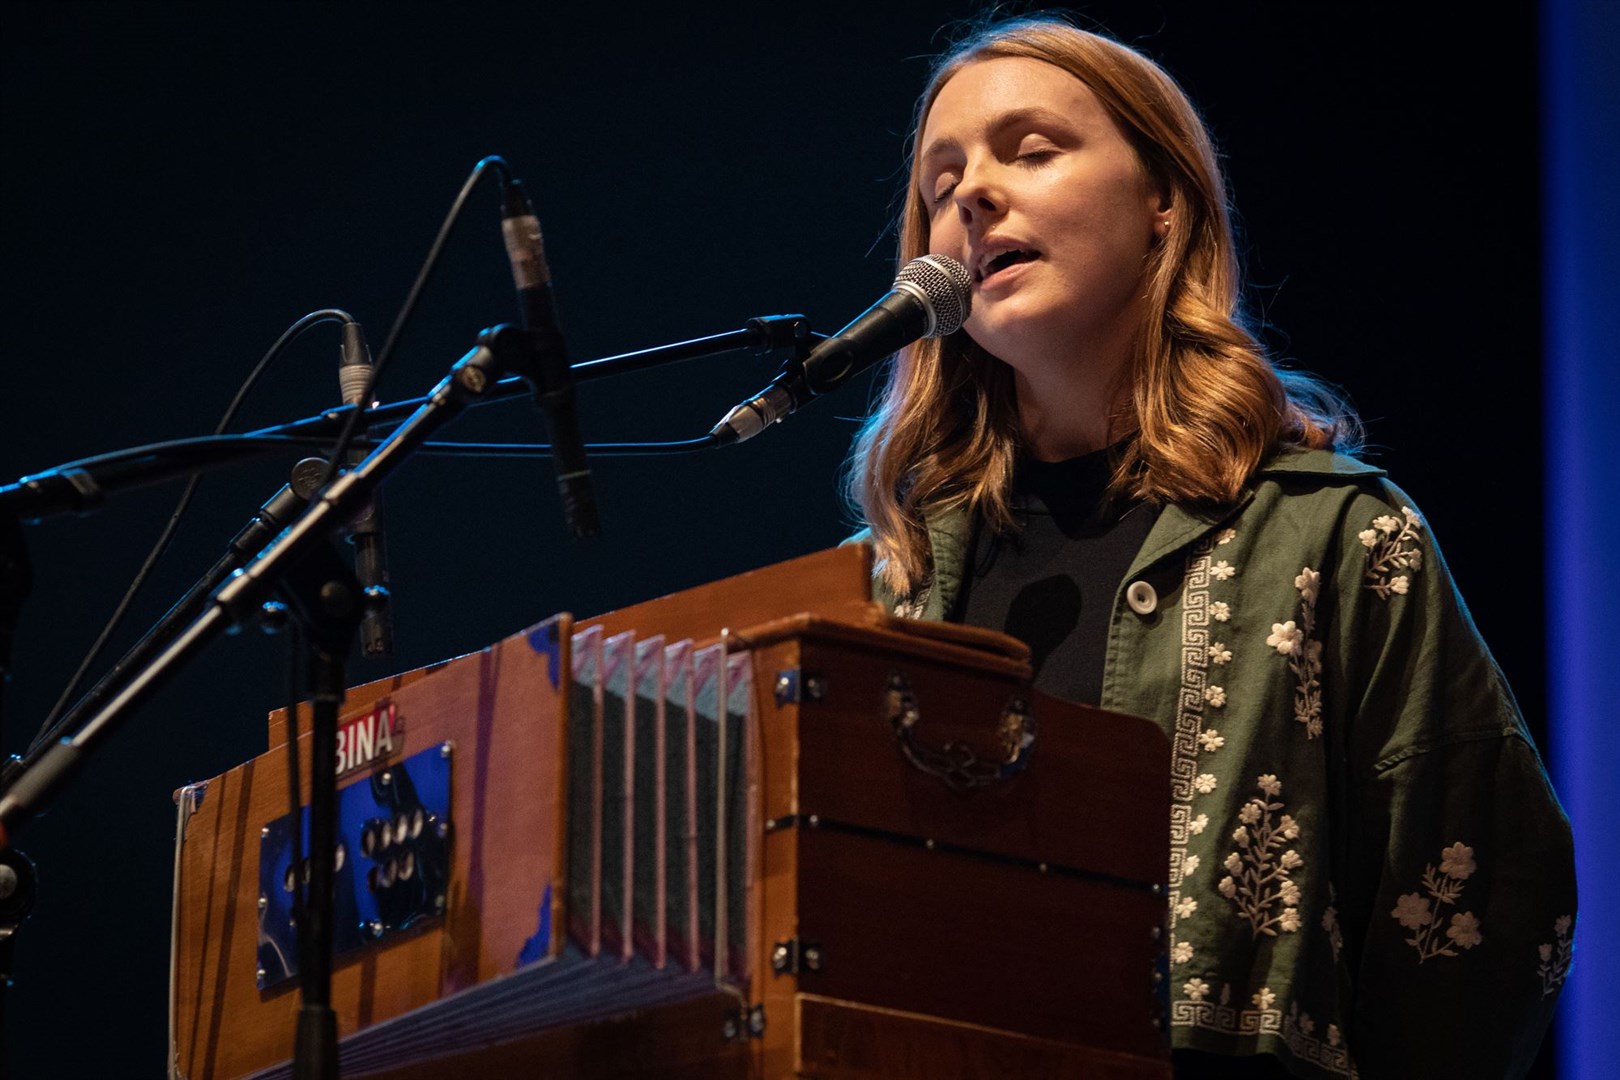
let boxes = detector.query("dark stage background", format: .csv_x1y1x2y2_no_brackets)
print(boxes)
0,3,1549,1076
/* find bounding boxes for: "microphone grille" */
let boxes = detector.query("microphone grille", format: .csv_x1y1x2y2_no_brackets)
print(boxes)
895,254,972,338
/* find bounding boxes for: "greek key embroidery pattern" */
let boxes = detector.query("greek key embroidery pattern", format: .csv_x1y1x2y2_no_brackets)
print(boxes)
1218,775,1304,937
1389,842,1484,962
1281,1001,1358,1078
1359,506,1424,600
1267,567,1324,739
1167,536,1217,968
1538,915,1574,998
1175,983,1356,1078
1172,980,1282,1037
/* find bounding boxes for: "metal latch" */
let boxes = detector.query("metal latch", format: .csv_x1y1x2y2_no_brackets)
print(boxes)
721,1004,767,1041
773,670,827,706
769,937,824,976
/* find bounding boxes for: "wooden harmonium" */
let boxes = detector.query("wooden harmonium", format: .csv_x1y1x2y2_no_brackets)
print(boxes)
168,546,1171,1079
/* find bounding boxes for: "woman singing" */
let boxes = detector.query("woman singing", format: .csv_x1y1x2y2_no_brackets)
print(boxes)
847,16,1575,1079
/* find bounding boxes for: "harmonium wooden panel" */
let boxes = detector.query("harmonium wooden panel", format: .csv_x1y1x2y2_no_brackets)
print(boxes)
169,545,1173,1079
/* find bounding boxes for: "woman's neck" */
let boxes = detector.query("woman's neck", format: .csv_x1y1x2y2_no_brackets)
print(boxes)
1002,297,1141,462
1010,346,1132,462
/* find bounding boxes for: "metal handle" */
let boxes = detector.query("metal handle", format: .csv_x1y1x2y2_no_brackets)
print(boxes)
885,672,1036,792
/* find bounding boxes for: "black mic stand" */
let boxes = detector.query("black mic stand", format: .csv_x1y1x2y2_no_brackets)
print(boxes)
0,323,572,1079
277,535,364,1080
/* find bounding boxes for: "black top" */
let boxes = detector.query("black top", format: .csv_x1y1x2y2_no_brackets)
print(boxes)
952,448,1159,706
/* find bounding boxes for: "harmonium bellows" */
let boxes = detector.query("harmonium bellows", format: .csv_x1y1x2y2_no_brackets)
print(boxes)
169,544,1173,1079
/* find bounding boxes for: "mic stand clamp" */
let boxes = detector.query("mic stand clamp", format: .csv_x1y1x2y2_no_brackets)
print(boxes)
708,317,816,446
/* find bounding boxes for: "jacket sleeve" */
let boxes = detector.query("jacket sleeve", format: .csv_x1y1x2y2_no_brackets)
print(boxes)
1327,484,1575,1079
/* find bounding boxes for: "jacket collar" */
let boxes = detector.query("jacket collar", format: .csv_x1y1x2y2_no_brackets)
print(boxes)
920,504,972,620
917,448,1384,610
1129,449,1385,579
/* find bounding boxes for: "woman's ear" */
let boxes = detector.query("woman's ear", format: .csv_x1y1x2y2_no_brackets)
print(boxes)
1150,186,1173,241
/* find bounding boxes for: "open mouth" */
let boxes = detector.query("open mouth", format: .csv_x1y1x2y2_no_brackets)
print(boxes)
977,248,1039,282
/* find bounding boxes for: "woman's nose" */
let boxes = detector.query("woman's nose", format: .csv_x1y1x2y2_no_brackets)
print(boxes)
953,164,1005,227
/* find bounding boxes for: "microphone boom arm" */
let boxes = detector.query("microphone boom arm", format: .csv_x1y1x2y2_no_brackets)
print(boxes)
0,315,817,524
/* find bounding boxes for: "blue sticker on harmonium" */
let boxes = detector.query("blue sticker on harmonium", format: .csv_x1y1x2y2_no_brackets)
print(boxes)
255,739,453,989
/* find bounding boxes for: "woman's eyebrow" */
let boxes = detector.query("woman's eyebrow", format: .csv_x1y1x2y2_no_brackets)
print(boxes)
919,106,1076,166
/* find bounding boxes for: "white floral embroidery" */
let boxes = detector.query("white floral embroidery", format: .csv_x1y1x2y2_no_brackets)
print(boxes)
1194,774,1218,794
1364,505,1424,600
1183,854,1201,876
1189,813,1209,835
1323,887,1344,961
1294,567,1321,605
1216,528,1237,545
1204,685,1227,707
1175,897,1199,919
892,593,927,620
1220,777,1303,938
1208,642,1233,664
1539,915,1574,998
1328,1024,1342,1047
1210,601,1231,622
1267,621,1303,655
1439,841,1477,878
1184,978,1210,1001
1391,893,1431,927
1199,729,1225,752
1279,567,1325,738
1391,841,1483,962
1448,912,1483,949
1171,939,1195,965
1211,560,1237,581
1252,986,1276,1010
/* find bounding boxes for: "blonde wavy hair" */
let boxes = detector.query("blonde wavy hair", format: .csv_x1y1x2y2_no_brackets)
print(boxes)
848,16,1360,596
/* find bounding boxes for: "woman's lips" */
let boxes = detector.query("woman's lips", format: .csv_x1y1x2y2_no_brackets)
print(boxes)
978,253,1039,290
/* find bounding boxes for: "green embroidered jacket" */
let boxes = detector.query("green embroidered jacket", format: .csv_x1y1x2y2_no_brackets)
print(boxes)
863,449,1575,1079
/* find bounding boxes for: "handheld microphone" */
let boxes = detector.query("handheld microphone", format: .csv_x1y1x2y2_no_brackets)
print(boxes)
709,254,971,445
337,321,394,660
500,177,600,539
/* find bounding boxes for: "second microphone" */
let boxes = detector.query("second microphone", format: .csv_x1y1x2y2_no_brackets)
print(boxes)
710,254,971,445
